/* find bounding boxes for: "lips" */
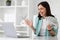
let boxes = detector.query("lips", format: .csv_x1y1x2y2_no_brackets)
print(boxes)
39,12,44,15
40,12,43,15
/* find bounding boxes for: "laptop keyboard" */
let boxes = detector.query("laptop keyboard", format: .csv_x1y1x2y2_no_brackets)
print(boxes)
17,36,30,38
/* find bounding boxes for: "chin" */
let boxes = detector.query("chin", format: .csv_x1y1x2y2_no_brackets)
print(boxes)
41,15,43,16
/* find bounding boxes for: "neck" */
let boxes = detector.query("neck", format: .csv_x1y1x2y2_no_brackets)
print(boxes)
42,16,47,19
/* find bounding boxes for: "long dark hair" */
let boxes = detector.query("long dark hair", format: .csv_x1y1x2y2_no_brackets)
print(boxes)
38,1,54,20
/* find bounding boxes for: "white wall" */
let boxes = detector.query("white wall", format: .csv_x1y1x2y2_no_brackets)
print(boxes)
0,0,4,6
16,7,28,25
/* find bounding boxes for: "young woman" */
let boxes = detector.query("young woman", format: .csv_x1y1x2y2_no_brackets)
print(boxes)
25,1,58,36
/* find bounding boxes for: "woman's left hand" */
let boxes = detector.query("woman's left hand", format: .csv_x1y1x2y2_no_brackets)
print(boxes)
47,24,56,36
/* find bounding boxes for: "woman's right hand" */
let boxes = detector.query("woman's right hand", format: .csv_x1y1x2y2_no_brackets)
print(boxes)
25,19,33,27
25,19,36,32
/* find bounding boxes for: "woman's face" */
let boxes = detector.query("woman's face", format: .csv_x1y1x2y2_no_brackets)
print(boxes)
38,5,46,17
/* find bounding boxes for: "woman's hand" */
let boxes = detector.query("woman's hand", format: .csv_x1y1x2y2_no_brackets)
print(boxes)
47,24,55,36
25,19,33,27
24,19,36,32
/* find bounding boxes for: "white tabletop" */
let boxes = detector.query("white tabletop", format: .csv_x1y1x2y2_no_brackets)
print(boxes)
0,36,59,40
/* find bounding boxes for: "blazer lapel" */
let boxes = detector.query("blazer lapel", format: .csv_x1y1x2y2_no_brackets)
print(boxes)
36,19,43,36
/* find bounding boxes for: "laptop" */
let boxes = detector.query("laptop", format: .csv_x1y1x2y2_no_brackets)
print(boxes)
2,22,30,38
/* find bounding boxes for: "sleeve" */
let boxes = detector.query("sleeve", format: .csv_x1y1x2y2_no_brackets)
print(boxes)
46,17,59,35
33,15,36,29
33,15,39,35
46,17,58,29
33,15,38,29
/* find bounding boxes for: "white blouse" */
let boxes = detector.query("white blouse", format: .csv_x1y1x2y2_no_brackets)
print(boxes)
40,18,47,36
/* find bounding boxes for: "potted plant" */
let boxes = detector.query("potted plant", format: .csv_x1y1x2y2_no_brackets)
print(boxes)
6,0,11,6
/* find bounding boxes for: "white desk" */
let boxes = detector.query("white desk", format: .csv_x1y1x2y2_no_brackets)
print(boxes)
0,36,59,40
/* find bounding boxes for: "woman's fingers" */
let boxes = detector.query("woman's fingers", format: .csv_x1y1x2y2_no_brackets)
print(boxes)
24,19,33,27
25,19,30,25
